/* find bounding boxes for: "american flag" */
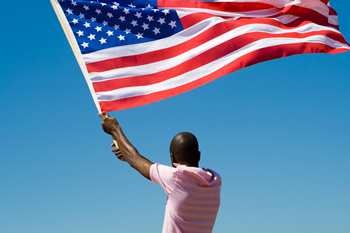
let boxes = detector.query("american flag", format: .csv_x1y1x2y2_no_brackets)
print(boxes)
52,0,350,112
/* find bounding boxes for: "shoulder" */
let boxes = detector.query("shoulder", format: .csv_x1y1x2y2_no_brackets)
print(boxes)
150,163,178,194
150,163,177,182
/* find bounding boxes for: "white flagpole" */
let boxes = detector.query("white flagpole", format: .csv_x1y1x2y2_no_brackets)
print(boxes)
50,0,102,113
51,0,119,149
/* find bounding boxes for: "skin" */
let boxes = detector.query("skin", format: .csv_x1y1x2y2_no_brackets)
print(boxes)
99,113,200,180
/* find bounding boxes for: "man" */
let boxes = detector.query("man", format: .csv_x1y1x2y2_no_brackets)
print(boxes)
99,113,221,233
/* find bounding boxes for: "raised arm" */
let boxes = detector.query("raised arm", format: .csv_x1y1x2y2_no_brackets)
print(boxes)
99,113,153,180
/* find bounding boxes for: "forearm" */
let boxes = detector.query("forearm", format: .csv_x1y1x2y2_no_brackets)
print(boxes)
111,126,153,179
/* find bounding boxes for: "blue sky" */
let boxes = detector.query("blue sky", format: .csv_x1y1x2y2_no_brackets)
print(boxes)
1,1,349,233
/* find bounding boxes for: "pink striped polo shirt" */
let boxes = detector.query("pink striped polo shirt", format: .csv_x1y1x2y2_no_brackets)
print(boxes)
150,163,221,233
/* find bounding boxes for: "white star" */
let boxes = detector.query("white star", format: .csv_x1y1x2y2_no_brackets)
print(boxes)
119,16,125,22
102,21,109,26
81,42,89,48
152,9,159,12
106,30,114,36
124,28,131,34
107,12,114,18
135,12,142,18
162,9,170,15
123,8,130,14
158,18,165,25
72,18,79,24
147,15,154,22
113,24,120,30
84,22,91,28
128,3,136,8
83,5,90,11
71,0,77,6
153,27,160,35
112,2,119,6
141,23,149,30
131,20,138,27
169,21,177,28
79,13,85,18
136,33,143,39
95,26,102,32
76,30,84,37
95,9,102,14
99,38,107,44
145,4,152,9
118,35,125,41
90,17,96,22
66,8,73,14
87,34,96,40
100,3,107,7
111,5,118,10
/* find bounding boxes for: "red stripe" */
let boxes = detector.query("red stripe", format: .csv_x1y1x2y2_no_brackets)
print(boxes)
93,31,348,92
93,28,348,93
86,18,326,73
320,0,329,5
158,0,339,30
279,5,339,29
99,42,348,112
180,12,214,29
99,43,348,112
158,0,338,29
158,0,273,12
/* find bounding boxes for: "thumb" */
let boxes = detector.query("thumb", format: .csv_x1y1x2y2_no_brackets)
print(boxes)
98,113,109,120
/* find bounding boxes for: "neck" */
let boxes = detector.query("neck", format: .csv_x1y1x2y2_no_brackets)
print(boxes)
175,161,198,167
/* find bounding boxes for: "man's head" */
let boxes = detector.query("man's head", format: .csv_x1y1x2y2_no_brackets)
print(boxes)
170,132,200,167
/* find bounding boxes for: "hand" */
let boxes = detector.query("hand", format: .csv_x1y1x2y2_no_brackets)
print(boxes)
111,143,125,161
99,113,119,135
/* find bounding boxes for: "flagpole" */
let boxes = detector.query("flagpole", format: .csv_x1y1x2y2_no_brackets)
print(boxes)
50,0,101,113
51,0,119,150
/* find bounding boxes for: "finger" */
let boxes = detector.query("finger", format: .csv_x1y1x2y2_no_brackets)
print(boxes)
98,113,107,120
117,155,125,161
114,150,122,156
111,143,115,147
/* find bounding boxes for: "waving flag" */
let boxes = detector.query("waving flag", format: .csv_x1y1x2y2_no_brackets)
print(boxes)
51,0,350,112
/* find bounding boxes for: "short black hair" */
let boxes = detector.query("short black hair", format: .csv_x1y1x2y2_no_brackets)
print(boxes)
170,132,199,163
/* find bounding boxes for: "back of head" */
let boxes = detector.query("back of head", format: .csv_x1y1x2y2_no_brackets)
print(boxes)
170,132,200,167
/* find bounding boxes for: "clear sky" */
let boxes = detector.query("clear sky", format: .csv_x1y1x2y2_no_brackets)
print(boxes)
0,1,349,233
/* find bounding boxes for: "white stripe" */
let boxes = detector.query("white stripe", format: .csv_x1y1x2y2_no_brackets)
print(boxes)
328,15,338,26
172,7,280,18
202,0,292,8
89,22,342,82
96,35,349,101
284,0,330,19
161,0,329,17
274,15,300,24
175,10,243,22
83,16,225,63
163,0,336,24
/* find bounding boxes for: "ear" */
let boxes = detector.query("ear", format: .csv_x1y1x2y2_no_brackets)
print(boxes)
197,151,201,163
170,153,177,167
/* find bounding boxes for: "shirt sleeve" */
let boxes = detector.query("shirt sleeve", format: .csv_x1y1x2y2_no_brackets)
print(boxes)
150,163,177,195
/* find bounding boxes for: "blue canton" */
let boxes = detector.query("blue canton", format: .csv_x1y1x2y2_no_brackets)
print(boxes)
58,0,184,54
